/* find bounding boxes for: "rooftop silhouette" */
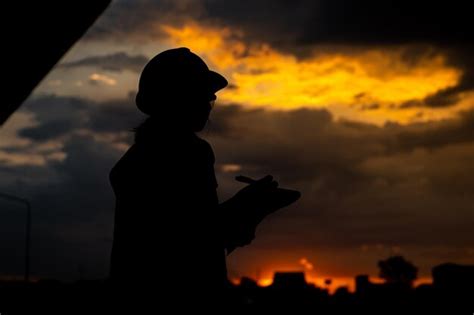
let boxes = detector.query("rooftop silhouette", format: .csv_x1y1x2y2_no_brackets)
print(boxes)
1,258,473,313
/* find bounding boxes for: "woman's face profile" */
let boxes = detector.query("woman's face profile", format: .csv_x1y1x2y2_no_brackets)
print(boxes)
184,91,216,132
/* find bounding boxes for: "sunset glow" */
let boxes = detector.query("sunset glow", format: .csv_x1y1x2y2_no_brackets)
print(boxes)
231,274,432,294
161,23,470,125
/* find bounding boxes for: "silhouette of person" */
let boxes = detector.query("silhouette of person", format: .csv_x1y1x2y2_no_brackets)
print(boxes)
108,47,296,309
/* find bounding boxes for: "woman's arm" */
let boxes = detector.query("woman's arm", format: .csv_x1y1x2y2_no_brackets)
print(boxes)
219,198,258,254
218,175,280,254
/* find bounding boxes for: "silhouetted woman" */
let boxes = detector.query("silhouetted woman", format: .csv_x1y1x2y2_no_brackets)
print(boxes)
108,48,282,309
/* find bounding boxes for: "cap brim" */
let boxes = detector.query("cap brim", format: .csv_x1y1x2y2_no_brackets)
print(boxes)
208,70,228,93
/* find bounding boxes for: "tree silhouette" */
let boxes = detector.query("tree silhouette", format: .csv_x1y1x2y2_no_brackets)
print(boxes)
378,256,418,287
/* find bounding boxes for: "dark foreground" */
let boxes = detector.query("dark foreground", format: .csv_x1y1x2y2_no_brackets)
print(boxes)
0,274,472,314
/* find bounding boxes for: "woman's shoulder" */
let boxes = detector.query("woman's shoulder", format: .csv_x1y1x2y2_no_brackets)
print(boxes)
110,134,215,176
109,144,138,180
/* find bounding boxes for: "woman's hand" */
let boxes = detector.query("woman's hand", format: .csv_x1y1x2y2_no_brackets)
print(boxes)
220,175,280,253
232,175,279,213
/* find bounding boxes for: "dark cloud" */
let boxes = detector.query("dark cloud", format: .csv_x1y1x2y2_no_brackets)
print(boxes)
209,105,474,180
90,1,473,48
0,133,123,280
423,88,462,108
86,0,206,41
394,110,474,151
300,1,473,45
18,95,89,141
205,104,474,253
86,98,144,133
59,52,148,73
30,134,121,279
360,104,380,111
1,94,143,279
19,120,77,141
394,45,474,108
23,95,89,121
421,46,474,107
2,94,474,279
18,94,143,142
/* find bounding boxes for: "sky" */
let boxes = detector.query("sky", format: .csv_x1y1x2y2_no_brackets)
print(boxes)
1,0,473,289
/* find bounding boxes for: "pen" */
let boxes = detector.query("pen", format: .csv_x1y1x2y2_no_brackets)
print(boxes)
235,175,257,184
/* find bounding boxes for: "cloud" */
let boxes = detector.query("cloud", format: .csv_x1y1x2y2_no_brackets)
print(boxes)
2,93,474,279
0,150,48,166
16,95,89,141
59,52,148,73
421,47,474,107
0,94,142,278
19,120,78,141
89,1,473,47
205,104,474,256
0,106,143,279
88,73,117,86
22,94,142,136
209,105,474,177
393,110,474,152
0,134,124,279
85,0,207,41
84,0,474,112
2,94,141,169
86,97,145,134
159,22,467,125
299,1,472,45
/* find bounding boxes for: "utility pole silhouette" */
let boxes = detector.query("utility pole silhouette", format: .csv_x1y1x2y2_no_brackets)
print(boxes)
0,192,31,282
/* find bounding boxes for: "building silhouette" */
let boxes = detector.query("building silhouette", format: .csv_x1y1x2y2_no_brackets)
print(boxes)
271,272,308,290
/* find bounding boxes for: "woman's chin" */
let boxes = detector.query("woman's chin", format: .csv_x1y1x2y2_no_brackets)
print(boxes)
190,116,209,132
193,122,207,132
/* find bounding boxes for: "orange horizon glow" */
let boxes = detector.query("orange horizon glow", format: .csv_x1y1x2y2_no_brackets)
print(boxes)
230,274,432,294
227,256,433,294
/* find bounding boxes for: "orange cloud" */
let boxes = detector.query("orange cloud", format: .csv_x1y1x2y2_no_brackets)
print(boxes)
161,23,472,125
89,73,117,86
299,257,314,271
